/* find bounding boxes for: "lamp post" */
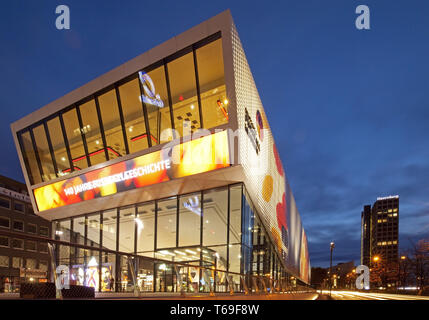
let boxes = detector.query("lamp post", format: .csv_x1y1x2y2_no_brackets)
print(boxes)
329,241,335,297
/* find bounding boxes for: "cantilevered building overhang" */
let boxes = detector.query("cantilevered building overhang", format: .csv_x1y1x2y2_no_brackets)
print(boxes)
11,10,310,285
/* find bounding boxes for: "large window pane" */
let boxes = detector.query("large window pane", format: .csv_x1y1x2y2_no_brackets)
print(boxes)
167,52,200,137
47,117,71,176
118,78,149,154
119,206,135,253
72,216,86,268
142,66,173,144
87,213,100,247
102,209,117,251
136,202,155,254
98,89,126,160
33,125,56,181
62,108,88,171
20,131,42,185
179,193,201,247
79,99,106,166
229,185,242,244
203,188,228,246
156,197,177,249
196,39,228,128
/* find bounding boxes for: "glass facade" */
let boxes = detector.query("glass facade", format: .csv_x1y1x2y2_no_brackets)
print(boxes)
18,33,228,185
51,183,292,293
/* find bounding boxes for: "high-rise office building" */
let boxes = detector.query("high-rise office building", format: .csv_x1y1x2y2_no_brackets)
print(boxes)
360,196,399,267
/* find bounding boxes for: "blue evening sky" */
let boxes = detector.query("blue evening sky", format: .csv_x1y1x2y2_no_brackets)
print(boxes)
1,1,428,267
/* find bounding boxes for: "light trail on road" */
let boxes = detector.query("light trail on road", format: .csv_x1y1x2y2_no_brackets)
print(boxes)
325,290,429,300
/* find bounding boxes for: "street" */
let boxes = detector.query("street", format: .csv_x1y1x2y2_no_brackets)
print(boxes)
325,290,429,300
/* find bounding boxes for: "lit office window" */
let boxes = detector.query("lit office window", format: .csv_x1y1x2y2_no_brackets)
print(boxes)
47,116,70,176
102,209,117,251
0,255,9,267
156,197,177,249
143,66,173,144
179,193,201,247
229,185,242,244
203,188,228,246
136,202,155,255
119,206,135,253
62,108,88,171
98,89,126,159
118,78,149,154
79,99,106,166
12,257,23,268
196,39,228,128
167,51,200,137
26,258,37,269
87,213,101,247
33,124,56,181
20,131,42,185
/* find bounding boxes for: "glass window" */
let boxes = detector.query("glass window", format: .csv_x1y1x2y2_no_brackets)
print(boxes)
196,39,228,128
13,220,24,231
156,197,177,249
203,188,228,246
39,226,49,237
102,209,117,251
72,216,85,244
39,242,48,253
0,236,9,247
62,108,88,171
33,124,56,181
14,202,25,213
229,185,242,244
12,239,24,250
119,206,135,253
118,78,149,154
87,213,101,247
179,193,201,247
12,257,24,268
136,202,155,254
26,258,37,269
39,260,48,272
0,197,10,209
101,252,116,292
0,255,9,267
167,52,200,137
26,241,37,252
79,99,106,166
20,131,42,184
142,66,173,144
27,223,37,234
98,89,125,160
47,116,71,176
55,220,71,242
229,244,241,273
0,217,9,228
27,205,34,215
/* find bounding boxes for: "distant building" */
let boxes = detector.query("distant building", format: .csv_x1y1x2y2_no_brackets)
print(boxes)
360,196,399,268
0,175,51,292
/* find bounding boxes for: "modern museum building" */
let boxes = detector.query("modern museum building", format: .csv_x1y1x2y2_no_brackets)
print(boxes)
10,10,310,293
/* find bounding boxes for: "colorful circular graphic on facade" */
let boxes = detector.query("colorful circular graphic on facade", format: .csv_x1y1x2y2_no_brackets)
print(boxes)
262,175,273,202
256,110,264,141
273,144,284,177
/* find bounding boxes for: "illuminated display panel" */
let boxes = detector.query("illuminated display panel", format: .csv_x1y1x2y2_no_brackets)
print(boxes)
34,131,229,212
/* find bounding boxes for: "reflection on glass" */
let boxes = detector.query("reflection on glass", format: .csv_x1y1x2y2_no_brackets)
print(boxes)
102,209,117,251
229,185,242,244
119,78,148,154
98,89,125,160
47,117,70,176
143,67,173,144
136,202,155,254
156,197,177,249
101,252,116,292
229,244,241,273
20,131,42,185
62,108,88,171
168,52,200,137
79,99,106,166
179,193,201,247
119,206,135,253
196,39,228,128
203,188,228,246
72,216,86,268
33,124,56,181
87,213,100,247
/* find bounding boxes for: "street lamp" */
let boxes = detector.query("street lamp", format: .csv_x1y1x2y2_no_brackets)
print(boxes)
329,241,335,297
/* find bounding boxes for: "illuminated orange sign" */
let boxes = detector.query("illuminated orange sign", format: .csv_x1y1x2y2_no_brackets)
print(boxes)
34,131,230,212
